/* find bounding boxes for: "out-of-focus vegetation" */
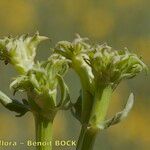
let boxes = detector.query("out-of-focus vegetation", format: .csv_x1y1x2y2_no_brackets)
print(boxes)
0,0,149,150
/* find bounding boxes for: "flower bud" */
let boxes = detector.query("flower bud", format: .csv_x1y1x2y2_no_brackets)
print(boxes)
89,44,147,88
10,54,69,113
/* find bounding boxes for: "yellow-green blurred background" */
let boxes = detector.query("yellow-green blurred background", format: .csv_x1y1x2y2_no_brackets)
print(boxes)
0,0,149,150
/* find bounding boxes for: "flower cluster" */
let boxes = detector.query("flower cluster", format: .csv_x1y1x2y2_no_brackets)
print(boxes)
0,33,148,150
54,36,147,89
11,54,67,92
55,34,90,59
10,54,69,112
0,32,48,74
88,44,147,88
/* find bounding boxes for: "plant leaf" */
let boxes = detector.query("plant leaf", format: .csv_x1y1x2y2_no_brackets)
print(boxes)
0,90,30,117
99,93,134,130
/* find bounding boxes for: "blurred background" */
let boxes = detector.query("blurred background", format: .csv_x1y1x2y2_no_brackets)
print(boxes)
0,0,149,150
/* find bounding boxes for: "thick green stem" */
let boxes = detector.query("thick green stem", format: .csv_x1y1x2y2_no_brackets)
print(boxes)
72,56,94,123
72,57,113,150
76,125,86,150
34,114,54,150
77,126,98,150
77,85,113,150
89,85,113,126
81,90,93,123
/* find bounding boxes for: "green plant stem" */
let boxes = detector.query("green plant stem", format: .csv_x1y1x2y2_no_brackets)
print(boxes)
34,114,54,150
77,126,98,150
72,56,94,123
81,90,93,123
77,85,113,150
89,85,113,126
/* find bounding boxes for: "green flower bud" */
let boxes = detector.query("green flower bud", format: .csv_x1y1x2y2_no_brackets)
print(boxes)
88,44,147,88
11,54,68,93
0,32,48,74
54,35,94,92
54,34,90,60
55,35,147,91
10,54,69,113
